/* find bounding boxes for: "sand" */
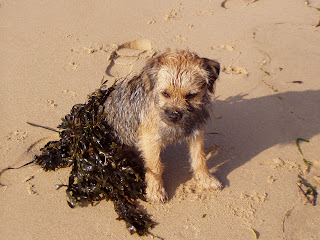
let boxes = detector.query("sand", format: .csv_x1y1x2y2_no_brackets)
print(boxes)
1,0,320,239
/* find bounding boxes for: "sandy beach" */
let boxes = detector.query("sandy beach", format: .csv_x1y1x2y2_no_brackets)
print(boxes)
1,0,320,239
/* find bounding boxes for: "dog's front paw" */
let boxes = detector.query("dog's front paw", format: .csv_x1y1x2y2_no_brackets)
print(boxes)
195,174,223,191
146,185,168,203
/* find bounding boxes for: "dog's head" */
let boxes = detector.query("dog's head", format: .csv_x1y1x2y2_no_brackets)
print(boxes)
145,50,220,126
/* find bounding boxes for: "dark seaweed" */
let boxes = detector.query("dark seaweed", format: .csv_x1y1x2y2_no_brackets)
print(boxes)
34,82,155,236
296,138,312,170
298,175,318,206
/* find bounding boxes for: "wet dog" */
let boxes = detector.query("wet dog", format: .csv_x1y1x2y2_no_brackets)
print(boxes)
104,50,221,202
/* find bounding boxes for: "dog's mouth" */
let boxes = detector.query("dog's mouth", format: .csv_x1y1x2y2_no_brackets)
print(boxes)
161,108,188,126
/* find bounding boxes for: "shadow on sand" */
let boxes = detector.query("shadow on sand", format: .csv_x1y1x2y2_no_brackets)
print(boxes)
162,90,320,198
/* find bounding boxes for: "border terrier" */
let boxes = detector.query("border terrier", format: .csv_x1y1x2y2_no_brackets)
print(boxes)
104,50,221,202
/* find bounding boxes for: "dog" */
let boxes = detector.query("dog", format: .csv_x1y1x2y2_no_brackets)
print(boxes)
103,50,222,202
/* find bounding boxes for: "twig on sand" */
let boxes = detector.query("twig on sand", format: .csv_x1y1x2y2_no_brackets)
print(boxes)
249,227,259,239
297,176,318,206
27,122,60,133
297,183,313,204
246,0,259,6
0,158,35,187
282,206,295,233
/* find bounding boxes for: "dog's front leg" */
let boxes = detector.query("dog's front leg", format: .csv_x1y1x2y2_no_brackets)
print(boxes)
188,130,222,190
139,127,168,203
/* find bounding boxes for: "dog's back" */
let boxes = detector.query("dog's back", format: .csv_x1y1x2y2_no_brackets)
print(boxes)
103,73,151,147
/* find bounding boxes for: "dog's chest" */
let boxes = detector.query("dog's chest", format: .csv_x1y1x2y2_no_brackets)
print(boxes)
159,123,192,144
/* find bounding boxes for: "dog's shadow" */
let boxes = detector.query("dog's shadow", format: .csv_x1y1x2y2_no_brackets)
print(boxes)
161,90,320,199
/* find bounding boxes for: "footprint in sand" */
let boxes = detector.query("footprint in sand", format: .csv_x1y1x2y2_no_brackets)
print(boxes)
175,34,188,43
147,19,157,25
196,10,213,16
164,3,182,21
46,99,58,108
6,130,28,141
70,47,96,54
24,175,39,196
305,1,320,10
221,0,259,9
106,39,155,78
212,44,235,51
62,89,78,98
67,61,79,69
260,157,304,174
224,191,268,224
222,65,248,75
186,24,194,29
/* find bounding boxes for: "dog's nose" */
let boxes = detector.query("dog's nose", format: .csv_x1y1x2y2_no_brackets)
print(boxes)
166,109,183,122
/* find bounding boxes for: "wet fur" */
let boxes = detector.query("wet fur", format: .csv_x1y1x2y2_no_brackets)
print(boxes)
104,50,221,202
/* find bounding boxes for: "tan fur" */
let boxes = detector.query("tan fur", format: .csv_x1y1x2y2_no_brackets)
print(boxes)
187,130,222,190
104,50,221,202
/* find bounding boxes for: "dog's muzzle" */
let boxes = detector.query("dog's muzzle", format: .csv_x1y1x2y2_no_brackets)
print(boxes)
164,108,183,123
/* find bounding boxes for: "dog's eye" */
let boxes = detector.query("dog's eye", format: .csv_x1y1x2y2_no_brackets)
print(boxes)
186,93,197,100
161,91,170,98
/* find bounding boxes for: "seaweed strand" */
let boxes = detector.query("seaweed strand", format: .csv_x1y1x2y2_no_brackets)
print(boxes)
34,82,156,236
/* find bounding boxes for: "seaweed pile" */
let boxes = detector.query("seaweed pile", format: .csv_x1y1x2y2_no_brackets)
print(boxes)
34,82,155,236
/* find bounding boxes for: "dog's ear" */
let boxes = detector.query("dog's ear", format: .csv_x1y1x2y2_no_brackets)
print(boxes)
202,58,220,93
143,56,162,92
